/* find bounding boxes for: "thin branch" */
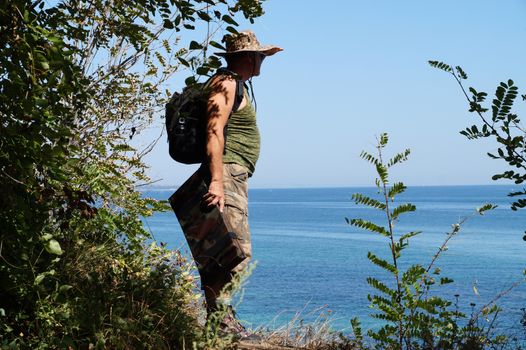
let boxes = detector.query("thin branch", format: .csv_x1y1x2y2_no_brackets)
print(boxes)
1,170,29,187
471,279,525,321
425,217,467,274
452,70,526,168
0,241,25,270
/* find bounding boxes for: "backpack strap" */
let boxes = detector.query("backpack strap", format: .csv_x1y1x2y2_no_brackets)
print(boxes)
215,68,244,115
231,79,244,113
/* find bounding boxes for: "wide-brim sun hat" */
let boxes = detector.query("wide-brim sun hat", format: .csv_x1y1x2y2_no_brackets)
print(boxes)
216,30,283,57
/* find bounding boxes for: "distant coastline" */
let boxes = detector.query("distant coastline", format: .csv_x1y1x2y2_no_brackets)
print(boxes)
138,183,522,192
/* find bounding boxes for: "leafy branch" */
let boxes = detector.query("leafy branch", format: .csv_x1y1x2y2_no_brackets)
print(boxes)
429,61,526,221
348,133,503,349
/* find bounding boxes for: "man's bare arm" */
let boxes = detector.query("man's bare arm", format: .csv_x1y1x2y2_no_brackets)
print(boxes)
202,76,237,212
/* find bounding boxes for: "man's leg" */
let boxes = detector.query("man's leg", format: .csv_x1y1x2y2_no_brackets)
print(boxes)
203,163,252,332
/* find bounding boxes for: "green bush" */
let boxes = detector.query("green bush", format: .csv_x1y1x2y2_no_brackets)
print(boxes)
0,0,265,348
348,134,507,350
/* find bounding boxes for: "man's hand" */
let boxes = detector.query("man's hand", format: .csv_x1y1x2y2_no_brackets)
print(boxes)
203,179,225,212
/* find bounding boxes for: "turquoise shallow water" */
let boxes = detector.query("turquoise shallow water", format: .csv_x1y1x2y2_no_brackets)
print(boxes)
142,185,526,336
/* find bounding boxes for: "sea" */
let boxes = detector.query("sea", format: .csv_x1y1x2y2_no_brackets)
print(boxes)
142,185,526,337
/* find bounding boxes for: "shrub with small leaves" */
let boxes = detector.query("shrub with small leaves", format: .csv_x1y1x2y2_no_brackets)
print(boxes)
348,133,504,350
0,0,266,348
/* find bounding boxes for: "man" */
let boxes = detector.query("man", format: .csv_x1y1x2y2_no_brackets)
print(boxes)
201,30,282,335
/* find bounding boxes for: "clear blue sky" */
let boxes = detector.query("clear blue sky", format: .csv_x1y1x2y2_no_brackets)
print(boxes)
141,0,526,188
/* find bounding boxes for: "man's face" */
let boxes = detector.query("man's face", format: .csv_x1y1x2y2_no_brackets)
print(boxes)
251,52,265,77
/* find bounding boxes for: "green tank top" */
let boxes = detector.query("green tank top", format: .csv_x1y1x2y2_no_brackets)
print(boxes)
223,89,260,175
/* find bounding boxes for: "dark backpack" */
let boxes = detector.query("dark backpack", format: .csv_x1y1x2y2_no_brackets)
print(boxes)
165,70,244,164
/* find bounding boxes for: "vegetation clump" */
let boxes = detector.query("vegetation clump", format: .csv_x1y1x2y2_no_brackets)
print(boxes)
347,133,508,350
0,0,265,348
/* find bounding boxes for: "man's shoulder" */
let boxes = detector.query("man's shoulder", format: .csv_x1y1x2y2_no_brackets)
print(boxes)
209,72,237,94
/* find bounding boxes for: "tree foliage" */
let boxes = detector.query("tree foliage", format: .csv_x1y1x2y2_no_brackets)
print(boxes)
429,61,526,240
0,0,264,347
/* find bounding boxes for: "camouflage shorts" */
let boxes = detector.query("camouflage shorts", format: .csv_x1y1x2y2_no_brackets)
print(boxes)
222,163,252,273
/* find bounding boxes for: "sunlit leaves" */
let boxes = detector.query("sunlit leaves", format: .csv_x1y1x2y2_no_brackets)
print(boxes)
44,239,63,255
379,132,389,147
1,0,268,346
229,0,265,23
367,277,397,297
388,182,406,200
399,230,421,242
368,252,398,274
387,149,410,167
376,163,389,186
347,134,486,347
348,218,390,237
359,150,379,165
352,193,386,210
476,203,497,215
391,203,416,221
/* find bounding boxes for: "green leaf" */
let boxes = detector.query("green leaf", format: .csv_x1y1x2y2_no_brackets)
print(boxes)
455,66,468,79
44,239,63,255
163,19,174,29
196,66,210,75
39,60,50,70
185,76,196,86
376,163,389,185
367,252,397,274
399,230,421,242
350,317,363,342
197,11,212,21
367,277,396,297
440,277,454,285
387,182,406,199
391,203,416,220
35,273,46,285
209,40,225,51
225,26,238,34
189,40,203,50
178,57,190,67
113,144,134,152
41,233,53,241
349,219,390,237
476,203,497,215
378,133,389,147
222,14,239,26
428,60,453,73
351,193,386,210
402,264,425,284
59,285,73,293
359,151,378,165
387,149,410,167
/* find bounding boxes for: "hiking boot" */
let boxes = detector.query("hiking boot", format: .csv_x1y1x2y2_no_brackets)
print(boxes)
218,306,250,338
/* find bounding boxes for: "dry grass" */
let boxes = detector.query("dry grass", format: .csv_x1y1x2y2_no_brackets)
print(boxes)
244,305,359,350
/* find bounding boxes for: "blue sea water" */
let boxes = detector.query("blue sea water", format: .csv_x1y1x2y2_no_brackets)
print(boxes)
142,185,526,336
